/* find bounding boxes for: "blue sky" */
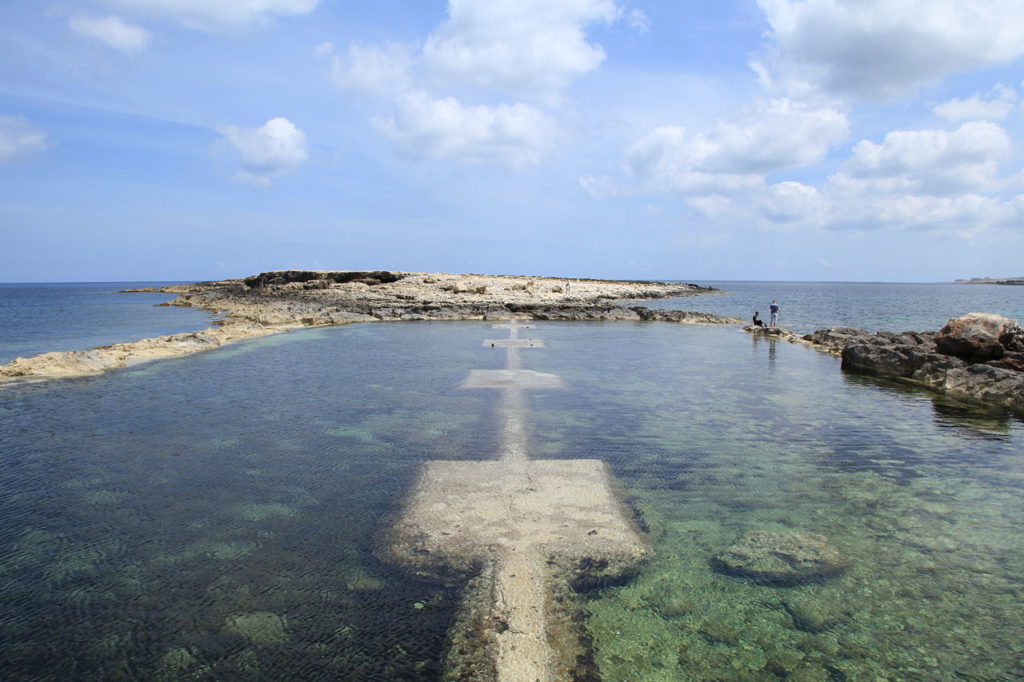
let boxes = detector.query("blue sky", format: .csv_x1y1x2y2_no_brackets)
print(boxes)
1,0,1023,283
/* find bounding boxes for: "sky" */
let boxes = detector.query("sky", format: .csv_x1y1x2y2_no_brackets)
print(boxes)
1,0,1023,283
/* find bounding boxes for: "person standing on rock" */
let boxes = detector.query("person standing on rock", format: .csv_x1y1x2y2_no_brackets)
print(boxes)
769,300,780,328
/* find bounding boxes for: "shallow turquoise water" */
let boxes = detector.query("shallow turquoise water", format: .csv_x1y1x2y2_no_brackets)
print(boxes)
1,321,1022,680
529,323,1024,680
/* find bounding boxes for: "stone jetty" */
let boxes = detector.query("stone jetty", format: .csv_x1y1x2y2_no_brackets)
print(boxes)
385,322,649,681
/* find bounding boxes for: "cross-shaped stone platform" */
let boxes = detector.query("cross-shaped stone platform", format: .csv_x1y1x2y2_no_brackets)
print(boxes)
387,323,649,681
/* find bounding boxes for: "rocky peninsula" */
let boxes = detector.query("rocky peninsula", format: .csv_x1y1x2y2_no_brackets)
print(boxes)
0,270,738,383
748,313,1024,415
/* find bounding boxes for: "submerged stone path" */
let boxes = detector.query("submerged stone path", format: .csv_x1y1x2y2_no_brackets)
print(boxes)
387,322,650,681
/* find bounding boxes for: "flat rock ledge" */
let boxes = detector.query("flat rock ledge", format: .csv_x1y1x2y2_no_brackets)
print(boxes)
0,270,739,383
750,313,1024,414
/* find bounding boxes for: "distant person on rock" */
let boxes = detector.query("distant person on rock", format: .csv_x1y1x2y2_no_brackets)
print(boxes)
752,312,765,327
769,300,780,328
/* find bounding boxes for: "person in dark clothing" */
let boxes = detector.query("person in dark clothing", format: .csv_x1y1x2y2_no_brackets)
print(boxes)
752,311,765,327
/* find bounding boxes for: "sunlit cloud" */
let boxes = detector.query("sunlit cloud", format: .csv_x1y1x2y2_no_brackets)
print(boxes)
69,15,149,51
0,115,49,163
219,117,309,186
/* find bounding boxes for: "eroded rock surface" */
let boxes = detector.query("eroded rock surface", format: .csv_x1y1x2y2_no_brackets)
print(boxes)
0,325,283,382
165,271,730,327
712,530,850,586
796,314,1024,414
744,325,801,342
935,312,1023,361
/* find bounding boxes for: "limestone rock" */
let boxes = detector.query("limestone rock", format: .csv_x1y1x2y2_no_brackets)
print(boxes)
801,327,874,354
0,271,734,385
935,313,1021,361
712,530,850,586
745,325,801,342
794,317,1022,414
942,364,1024,406
842,343,918,377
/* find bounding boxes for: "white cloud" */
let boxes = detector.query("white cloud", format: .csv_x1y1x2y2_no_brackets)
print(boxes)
757,0,1024,100
730,120,1021,234
372,91,557,168
676,181,828,232
579,174,621,199
760,181,827,224
704,99,849,173
624,100,848,195
0,115,48,163
327,1,622,167
331,44,413,97
422,0,619,97
827,191,1019,235
843,121,1010,194
813,120,1021,235
219,117,309,186
686,178,1022,236
70,15,149,51
102,0,318,31
625,9,651,34
934,85,1018,121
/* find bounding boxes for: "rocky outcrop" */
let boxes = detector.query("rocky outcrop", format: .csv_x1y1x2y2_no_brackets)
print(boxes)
744,325,802,342
934,312,1022,361
800,314,1024,414
1,270,737,384
712,530,850,586
162,271,738,328
243,270,405,288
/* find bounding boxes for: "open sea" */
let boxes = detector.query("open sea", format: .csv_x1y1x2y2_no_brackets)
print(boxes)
0,283,219,365
0,281,1022,681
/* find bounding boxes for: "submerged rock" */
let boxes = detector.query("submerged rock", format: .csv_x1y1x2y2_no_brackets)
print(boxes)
224,611,289,643
784,596,848,633
158,647,200,673
712,530,850,586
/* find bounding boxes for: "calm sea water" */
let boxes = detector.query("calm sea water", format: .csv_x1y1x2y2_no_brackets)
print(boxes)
0,284,1022,680
648,280,1024,333
0,283,217,365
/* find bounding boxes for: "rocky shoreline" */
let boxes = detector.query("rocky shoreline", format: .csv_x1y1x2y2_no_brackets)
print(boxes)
748,313,1024,415
0,270,739,383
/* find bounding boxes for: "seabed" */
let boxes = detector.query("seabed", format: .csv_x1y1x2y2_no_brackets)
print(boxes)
387,323,649,681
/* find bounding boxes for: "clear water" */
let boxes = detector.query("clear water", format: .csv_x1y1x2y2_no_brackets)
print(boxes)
0,323,505,680
529,323,1024,681
1,320,1021,680
0,283,218,364
643,281,1024,334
